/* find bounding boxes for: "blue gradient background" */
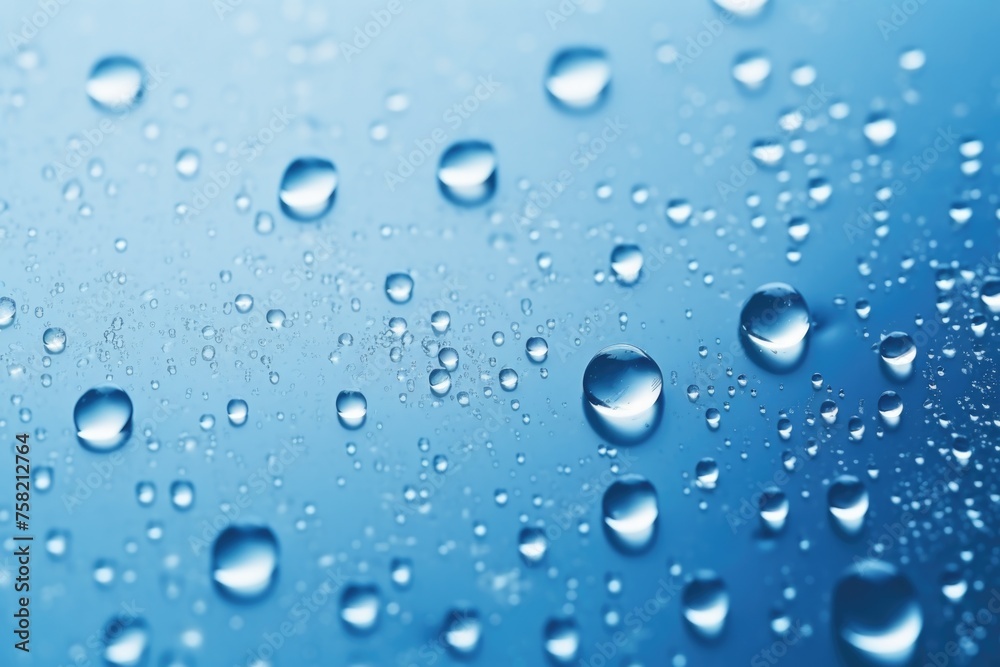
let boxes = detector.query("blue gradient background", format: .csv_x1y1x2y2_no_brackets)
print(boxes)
1,1,998,666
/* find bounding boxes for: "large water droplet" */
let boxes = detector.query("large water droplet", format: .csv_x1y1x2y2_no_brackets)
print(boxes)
385,272,415,304
227,398,248,426
437,141,497,206
336,390,367,429
682,571,729,640
0,297,15,328
602,474,658,553
211,525,279,602
739,283,811,372
828,474,869,535
340,583,381,634
583,344,663,442
86,56,145,112
442,609,483,657
610,244,643,285
832,561,923,666
759,486,789,533
542,617,581,664
545,47,611,112
879,331,916,381
74,384,133,452
101,615,150,667
878,391,903,428
278,157,337,221
42,327,67,354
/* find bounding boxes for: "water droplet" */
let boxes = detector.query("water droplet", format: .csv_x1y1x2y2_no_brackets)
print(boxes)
0,297,16,328
278,157,338,221
863,112,897,148
517,527,549,565
429,368,452,397
525,336,549,363
227,398,248,426
170,480,195,511
336,390,367,429
545,47,611,112
42,327,67,354
878,391,903,428
610,244,643,285
542,617,581,664
939,564,967,603
86,56,145,112
739,283,811,372
437,141,497,206
390,558,413,589
438,347,459,371
498,368,519,391
879,332,916,381
211,525,279,602
175,148,200,179
583,344,663,442
442,609,483,657
340,584,381,634
431,310,451,333
74,384,133,452
732,51,772,92
385,272,414,304
665,199,693,226
235,294,254,313
695,458,719,490
759,487,789,532
602,474,658,553
980,277,1000,312
101,615,150,666
832,561,923,666
713,0,769,18
828,475,869,535
682,571,729,640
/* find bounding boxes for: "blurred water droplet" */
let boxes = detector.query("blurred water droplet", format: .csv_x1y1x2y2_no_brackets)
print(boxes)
211,525,279,602
437,140,498,206
682,571,729,640
86,56,145,112
545,47,611,111
832,561,923,666
340,583,381,634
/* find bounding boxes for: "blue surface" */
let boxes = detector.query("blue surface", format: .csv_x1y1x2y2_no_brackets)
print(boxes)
0,1,998,665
